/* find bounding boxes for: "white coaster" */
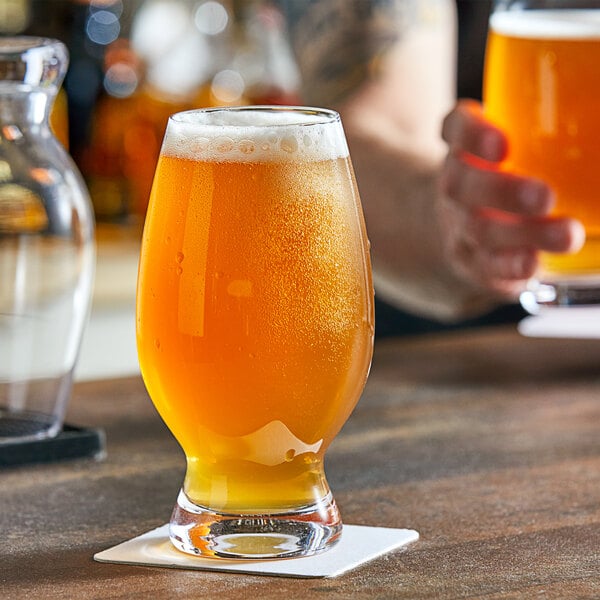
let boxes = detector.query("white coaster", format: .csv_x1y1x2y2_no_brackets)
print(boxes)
94,524,419,579
519,306,600,339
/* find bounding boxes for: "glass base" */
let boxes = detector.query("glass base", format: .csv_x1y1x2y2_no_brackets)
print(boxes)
520,275,600,313
169,489,343,559
0,408,58,444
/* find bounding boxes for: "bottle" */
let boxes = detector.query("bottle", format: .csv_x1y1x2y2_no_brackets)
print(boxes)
0,37,95,443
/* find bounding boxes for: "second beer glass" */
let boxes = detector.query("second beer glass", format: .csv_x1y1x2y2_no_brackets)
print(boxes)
136,106,374,559
484,0,600,310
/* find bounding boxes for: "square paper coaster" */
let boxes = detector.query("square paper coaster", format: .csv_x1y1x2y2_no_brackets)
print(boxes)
94,524,419,579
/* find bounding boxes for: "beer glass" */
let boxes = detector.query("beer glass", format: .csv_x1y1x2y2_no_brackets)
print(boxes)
484,0,600,310
136,106,374,559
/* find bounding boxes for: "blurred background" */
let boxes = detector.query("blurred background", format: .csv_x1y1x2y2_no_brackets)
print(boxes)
0,1,494,373
0,0,491,227
1,0,302,225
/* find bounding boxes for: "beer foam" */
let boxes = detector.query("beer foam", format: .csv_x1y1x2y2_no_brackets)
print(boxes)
490,10,600,39
162,107,349,162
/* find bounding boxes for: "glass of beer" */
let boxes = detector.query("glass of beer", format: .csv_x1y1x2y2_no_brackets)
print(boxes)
136,106,374,559
484,0,600,310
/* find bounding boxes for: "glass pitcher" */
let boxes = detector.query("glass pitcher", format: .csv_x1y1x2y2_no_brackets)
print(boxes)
0,37,95,444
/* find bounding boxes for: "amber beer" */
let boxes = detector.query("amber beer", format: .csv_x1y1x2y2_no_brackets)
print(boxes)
136,107,374,558
484,9,600,287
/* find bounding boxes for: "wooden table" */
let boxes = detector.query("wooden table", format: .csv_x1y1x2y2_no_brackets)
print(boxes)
2,326,599,599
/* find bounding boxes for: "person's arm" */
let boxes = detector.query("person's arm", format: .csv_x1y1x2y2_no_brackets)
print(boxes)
334,1,473,319
284,0,583,321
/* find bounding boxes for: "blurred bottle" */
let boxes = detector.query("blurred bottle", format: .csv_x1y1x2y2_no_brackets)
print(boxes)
64,0,139,222
82,0,301,220
221,0,300,106
59,0,231,221
123,0,231,219
193,0,300,107
9,0,302,222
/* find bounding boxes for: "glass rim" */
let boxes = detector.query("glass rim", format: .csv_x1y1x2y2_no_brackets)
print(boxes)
169,106,341,128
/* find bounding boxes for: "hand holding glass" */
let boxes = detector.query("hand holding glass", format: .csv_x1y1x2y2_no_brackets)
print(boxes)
136,107,374,559
484,0,600,310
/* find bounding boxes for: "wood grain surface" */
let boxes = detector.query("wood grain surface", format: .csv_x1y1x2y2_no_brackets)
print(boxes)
1,326,599,599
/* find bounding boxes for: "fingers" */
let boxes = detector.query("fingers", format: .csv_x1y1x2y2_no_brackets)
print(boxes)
446,222,536,298
441,99,508,163
444,235,538,300
441,150,554,216
441,100,555,216
465,209,586,254
453,240,538,293
437,196,586,300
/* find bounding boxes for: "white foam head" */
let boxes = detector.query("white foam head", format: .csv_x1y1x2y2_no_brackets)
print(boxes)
490,10,600,39
162,106,349,162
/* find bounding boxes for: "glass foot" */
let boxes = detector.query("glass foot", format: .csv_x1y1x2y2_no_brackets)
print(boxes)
521,276,600,313
0,408,57,443
169,489,342,559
